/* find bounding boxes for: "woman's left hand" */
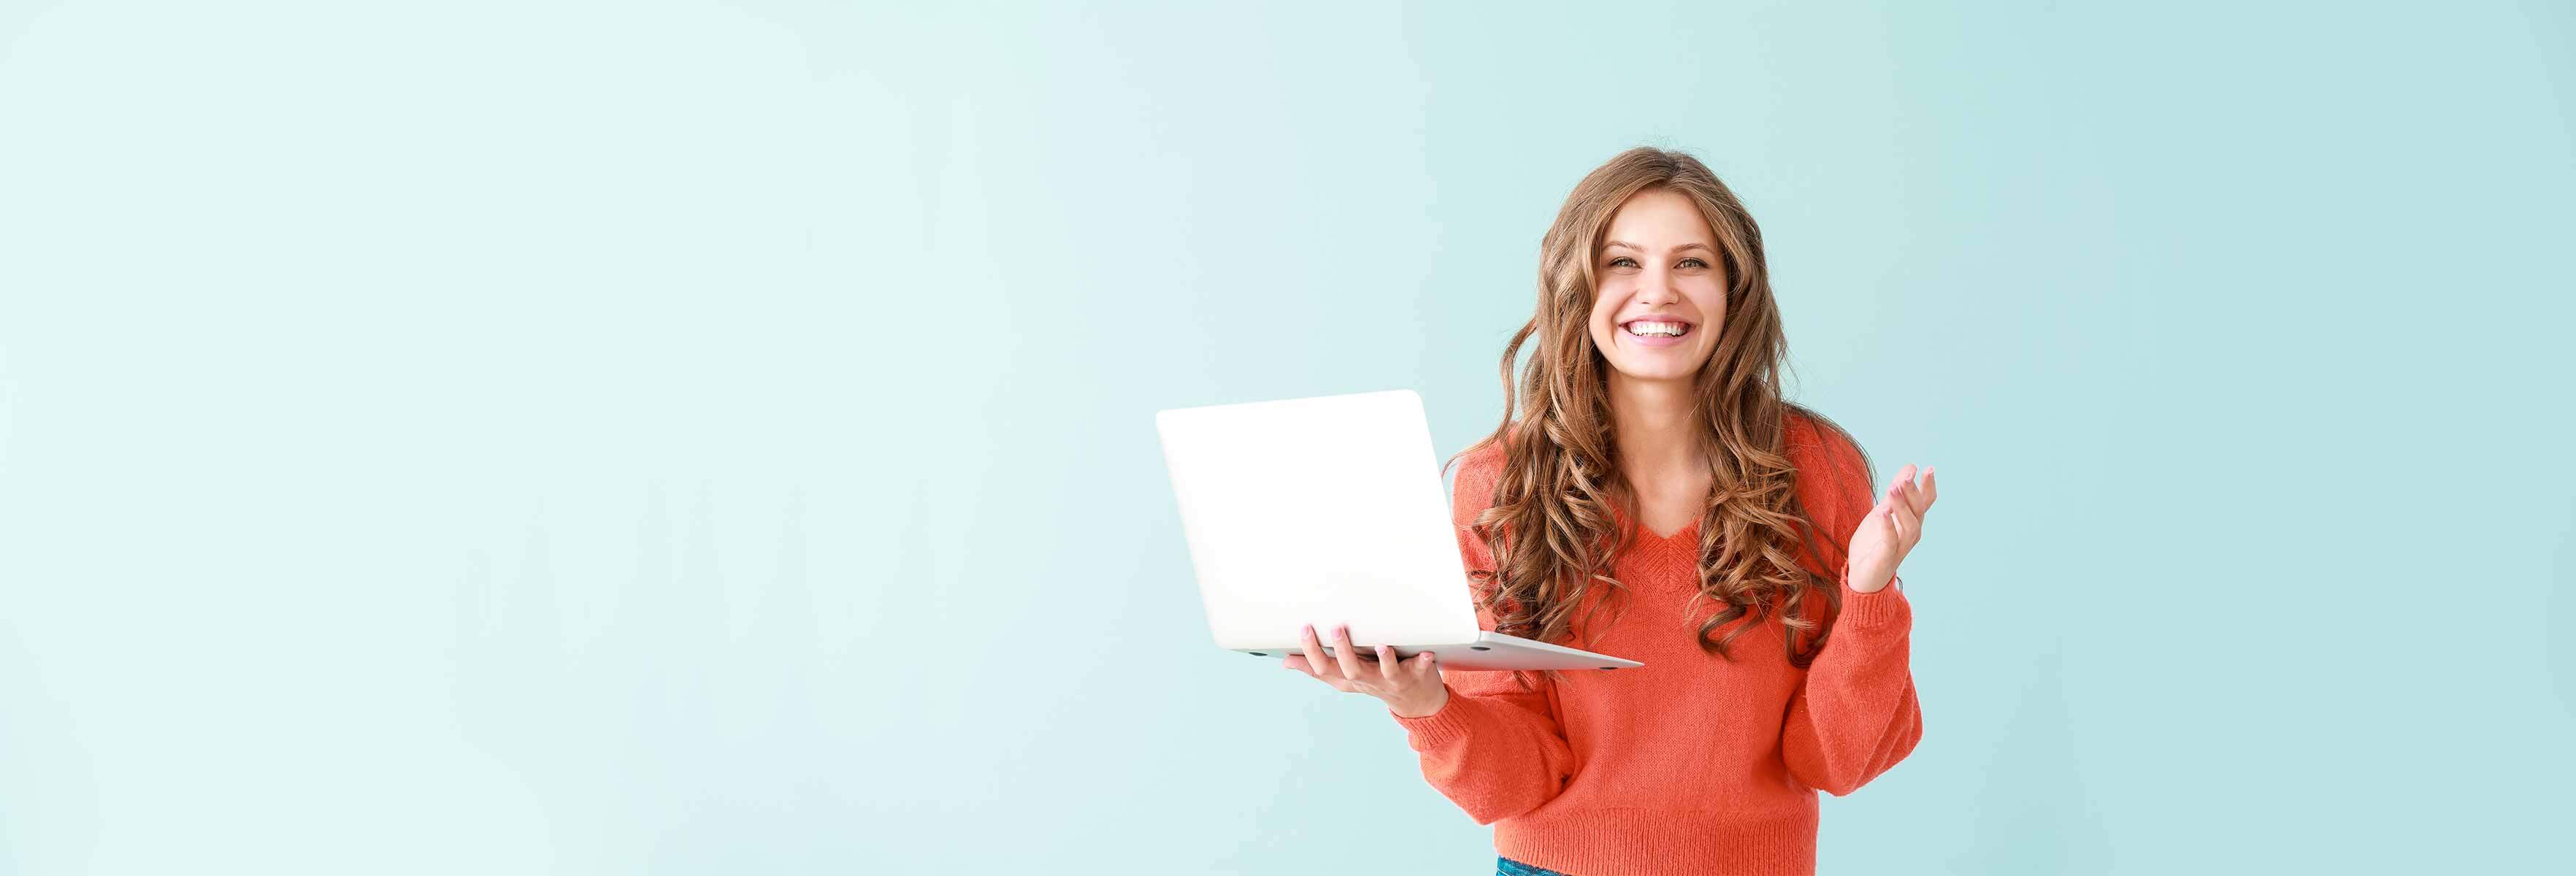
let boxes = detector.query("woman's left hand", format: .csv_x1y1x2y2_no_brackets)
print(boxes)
1844,464,1935,594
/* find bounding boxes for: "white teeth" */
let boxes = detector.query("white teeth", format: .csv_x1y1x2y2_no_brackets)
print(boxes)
1625,320,1687,337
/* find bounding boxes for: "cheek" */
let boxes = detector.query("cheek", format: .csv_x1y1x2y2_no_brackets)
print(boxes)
1589,307,1623,343
1693,281,1726,312
1589,282,1630,324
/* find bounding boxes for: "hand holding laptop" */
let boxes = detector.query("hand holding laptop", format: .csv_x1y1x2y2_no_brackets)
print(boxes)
1154,388,1642,672
1282,621,1449,718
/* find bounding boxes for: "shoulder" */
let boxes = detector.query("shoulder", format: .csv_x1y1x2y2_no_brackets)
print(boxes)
1785,408,1864,477
1785,407,1875,523
1446,437,1509,523
1454,437,1506,481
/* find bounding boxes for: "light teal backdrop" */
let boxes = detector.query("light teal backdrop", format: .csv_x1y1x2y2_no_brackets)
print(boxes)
2,1,2572,873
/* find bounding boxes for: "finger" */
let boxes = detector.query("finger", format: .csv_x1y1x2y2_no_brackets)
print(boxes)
1896,467,1926,534
1376,645,1401,685
1901,463,1927,515
1403,647,1439,680
1282,657,1360,690
1883,481,1912,542
1299,623,1338,680
1891,491,1923,550
1920,466,1937,514
1889,464,1924,518
1852,488,1886,541
1281,655,1354,691
1330,624,1369,681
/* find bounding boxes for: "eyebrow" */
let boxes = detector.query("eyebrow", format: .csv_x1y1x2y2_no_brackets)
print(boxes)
1603,239,1714,255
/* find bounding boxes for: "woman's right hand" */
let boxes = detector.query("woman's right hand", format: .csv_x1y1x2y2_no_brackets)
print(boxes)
1283,623,1448,718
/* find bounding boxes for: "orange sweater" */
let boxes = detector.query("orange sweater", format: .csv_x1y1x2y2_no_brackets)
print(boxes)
1391,415,1921,875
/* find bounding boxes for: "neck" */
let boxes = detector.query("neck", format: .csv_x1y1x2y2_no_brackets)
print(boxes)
1607,372,1703,484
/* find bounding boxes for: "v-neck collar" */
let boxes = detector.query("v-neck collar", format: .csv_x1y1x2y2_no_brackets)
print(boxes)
1614,502,1700,545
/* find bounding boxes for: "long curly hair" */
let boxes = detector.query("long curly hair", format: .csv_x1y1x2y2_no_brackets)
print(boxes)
1444,146,1876,686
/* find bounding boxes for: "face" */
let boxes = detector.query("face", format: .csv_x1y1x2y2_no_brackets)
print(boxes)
1587,188,1725,383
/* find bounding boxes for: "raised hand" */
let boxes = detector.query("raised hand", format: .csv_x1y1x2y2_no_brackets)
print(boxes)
1844,464,1935,594
1282,622,1448,718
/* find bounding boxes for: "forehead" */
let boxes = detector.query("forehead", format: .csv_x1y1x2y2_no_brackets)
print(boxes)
1602,188,1714,245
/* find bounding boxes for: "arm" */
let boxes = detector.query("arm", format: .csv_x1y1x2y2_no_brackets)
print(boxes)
1389,607,1579,823
1781,583,1922,796
1779,421,1927,796
1387,444,1579,824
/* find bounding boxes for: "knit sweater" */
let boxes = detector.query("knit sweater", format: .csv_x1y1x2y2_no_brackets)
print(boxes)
1391,414,1921,875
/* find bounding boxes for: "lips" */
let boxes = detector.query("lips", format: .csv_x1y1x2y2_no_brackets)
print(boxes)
1619,318,1692,348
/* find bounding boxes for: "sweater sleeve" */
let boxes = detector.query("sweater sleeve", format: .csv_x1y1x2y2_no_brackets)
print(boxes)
1779,417,1924,796
1387,443,1579,825
1781,585,1922,795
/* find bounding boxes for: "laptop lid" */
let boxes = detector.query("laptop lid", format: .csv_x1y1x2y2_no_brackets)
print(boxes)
1154,388,1481,650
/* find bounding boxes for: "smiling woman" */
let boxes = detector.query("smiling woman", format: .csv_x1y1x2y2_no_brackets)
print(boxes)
1284,146,1939,875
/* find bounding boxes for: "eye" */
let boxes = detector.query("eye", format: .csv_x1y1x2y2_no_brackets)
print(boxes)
1679,257,1709,269
1607,256,1638,268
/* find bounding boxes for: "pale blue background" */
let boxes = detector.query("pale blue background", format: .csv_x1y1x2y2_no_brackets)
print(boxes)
2,1,2572,873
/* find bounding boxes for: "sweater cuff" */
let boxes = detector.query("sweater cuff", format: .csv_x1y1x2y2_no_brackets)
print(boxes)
1389,683,1473,749
1836,580,1913,634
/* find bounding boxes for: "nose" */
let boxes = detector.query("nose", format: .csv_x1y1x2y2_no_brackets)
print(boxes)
1636,265,1680,304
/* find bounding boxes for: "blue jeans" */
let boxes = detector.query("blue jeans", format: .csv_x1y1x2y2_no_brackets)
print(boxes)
1497,856,1575,876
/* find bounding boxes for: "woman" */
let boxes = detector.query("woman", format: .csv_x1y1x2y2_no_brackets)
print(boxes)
1284,146,1934,875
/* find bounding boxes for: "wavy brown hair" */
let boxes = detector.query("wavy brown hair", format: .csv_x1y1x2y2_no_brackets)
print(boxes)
1444,146,1877,687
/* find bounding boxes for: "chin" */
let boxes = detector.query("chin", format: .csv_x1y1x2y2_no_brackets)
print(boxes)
1605,361,1700,383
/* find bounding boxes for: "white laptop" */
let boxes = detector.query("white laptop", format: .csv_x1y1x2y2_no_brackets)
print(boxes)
1153,388,1642,672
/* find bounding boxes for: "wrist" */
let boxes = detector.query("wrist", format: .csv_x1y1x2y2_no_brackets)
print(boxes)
1844,571,1897,594
1389,685,1448,719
